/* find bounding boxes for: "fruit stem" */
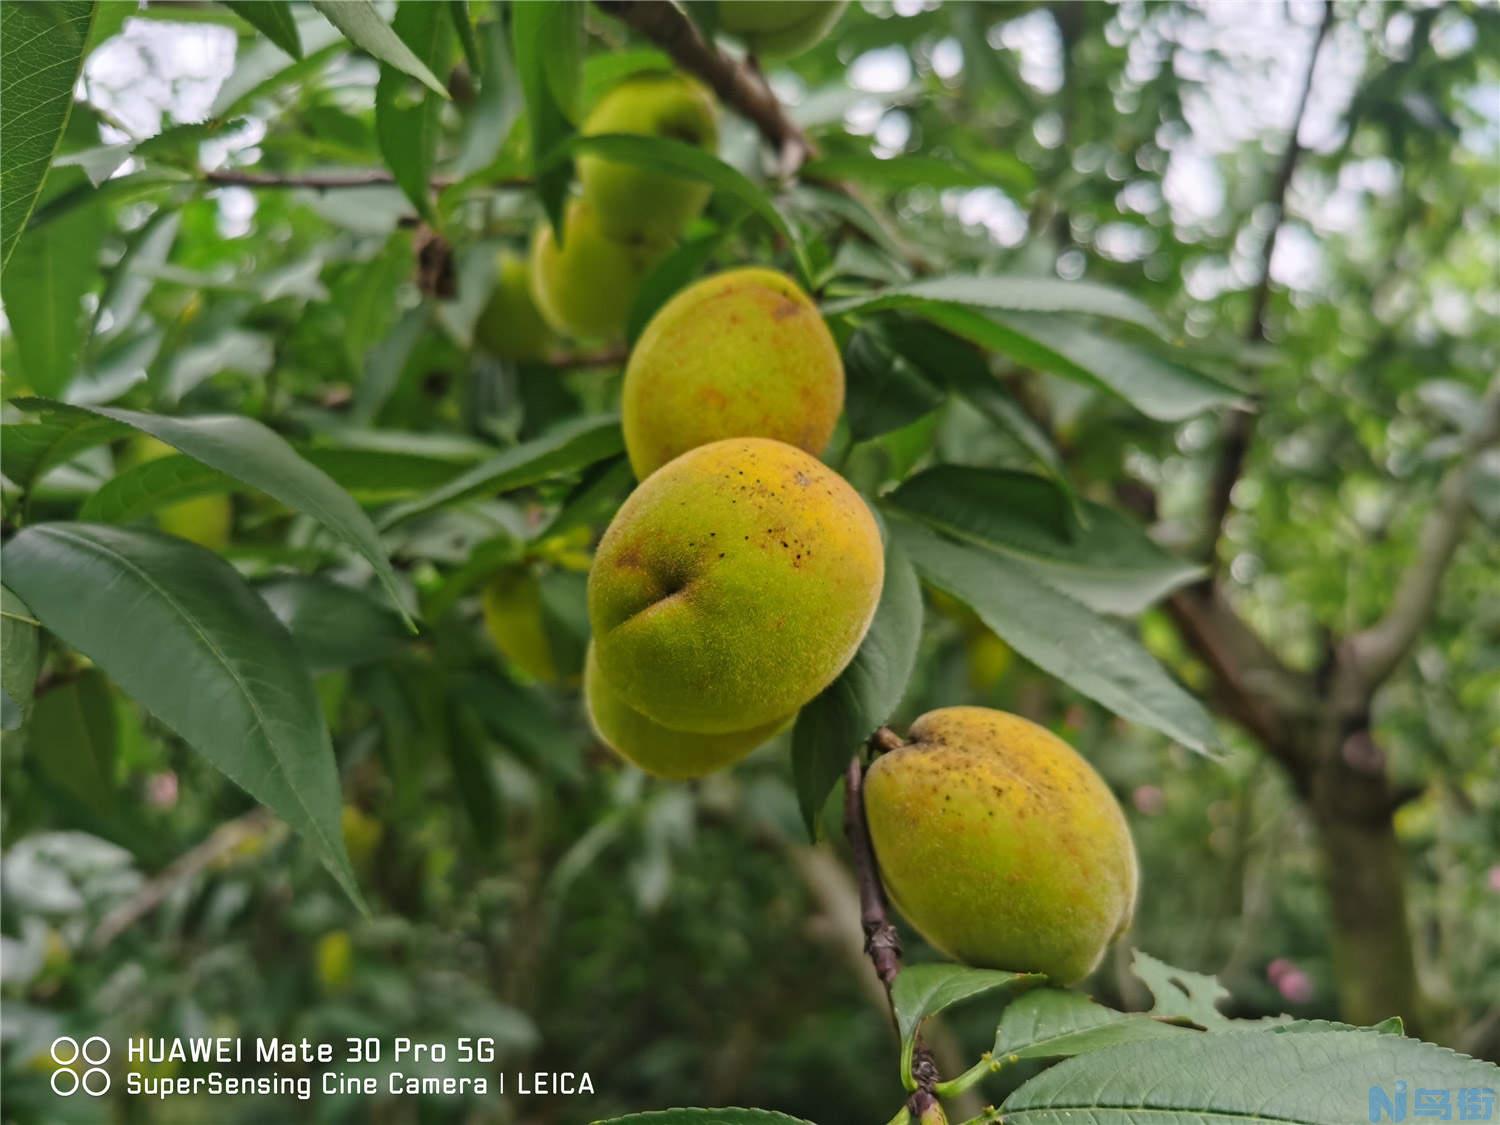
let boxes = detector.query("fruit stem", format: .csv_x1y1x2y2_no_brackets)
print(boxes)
843,753,902,994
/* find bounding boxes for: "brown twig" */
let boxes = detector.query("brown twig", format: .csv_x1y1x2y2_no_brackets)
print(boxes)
201,169,531,191
844,728,944,1111
592,0,816,176
1202,1,1334,563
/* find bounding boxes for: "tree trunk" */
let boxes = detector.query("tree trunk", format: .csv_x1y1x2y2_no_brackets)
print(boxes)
1307,734,1422,1034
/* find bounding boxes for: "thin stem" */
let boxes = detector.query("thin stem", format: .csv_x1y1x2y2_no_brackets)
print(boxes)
843,751,902,997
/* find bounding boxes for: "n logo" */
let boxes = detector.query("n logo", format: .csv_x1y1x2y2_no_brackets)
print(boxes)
1371,1081,1410,1123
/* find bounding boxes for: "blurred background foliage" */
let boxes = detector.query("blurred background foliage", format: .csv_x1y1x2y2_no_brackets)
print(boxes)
1,1,1497,1123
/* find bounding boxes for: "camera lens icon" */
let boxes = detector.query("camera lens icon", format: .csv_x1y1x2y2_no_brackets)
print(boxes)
49,1036,110,1096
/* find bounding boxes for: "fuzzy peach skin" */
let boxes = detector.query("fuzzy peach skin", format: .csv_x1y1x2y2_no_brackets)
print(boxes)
864,707,1139,984
588,437,883,733
716,1,849,58
621,267,845,479
585,645,790,778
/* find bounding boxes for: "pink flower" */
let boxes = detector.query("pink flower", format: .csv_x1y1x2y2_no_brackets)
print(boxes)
1487,865,1500,893
1277,968,1314,1005
147,771,179,810
1132,785,1165,816
1267,957,1293,983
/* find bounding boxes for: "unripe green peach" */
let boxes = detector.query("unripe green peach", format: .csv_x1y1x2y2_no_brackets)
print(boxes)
585,645,788,778
476,252,555,362
588,437,883,733
578,72,719,242
621,268,845,479
529,199,673,341
482,568,560,684
127,436,232,551
864,707,1138,983
717,1,849,58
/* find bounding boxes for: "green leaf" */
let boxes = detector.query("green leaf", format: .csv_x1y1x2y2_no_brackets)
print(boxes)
377,416,624,529
791,535,921,838
1131,949,1232,1029
448,1,480,78
825,274,1167,336
1,587,41,731
3,523,362,905
375,0,453,219
889,467,1203,615
591,1112,817,1125
892,963,1040,1088
999,1026,1500,1125
222,0,302,58
211,21,344,117
626,220,740,344
892,518,1218,755
0,0,95,268
842,325,946,442
512,1,581,234
312,0,450,98
1,404,121,493
2,169,106,396
79,454,234,524
804,153,1004,191
12,400,414,626
27,669,117,817
546,134,809,282
257,575,408,672
991,989,1188,1063
879,316,1065,479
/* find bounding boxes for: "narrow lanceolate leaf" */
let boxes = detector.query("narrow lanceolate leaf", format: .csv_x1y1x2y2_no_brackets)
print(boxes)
0,0,95,267
377,416,624,529
892,518,1219,755
3,523,362,905
12,400,414,626
79,454,235,524
312,0,450,97
546,134,809,283
1000,1026,1500,1125
2,169,107,396
591,1112,817,1125
991,989,1188,1064
375,1,453,219
824,274,1167,336
257,574,408,672
889,466,1203,615
222,0,302,58
791,534,921,838
1,587,41,731
892,963,1040,1088
512,1,581,234
28,669,118,818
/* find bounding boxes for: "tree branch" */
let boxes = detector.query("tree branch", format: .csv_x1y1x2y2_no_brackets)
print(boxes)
202,169,531,191
593,0,815,175
1203,2,1334,562
844,731,942,1113
1341,377,1500,693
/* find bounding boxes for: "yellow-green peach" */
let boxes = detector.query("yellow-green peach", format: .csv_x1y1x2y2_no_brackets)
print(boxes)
717,1,849,58
529,199,673,342
585,645,789,778
578,72,718,242
588,437,883,733
864,707,1138,983
127,436,232,551
475,252,555,362
621,267,844,479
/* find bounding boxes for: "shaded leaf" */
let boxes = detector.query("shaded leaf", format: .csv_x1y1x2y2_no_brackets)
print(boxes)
1,587,41,731
991,988,1188,1064
889,466,1203,615
1132,949,1232,1029
375,0,453,219
892,518,1218,754
4,523,362,905
512,1,581,233
28,669,117,818
258,575,408,672
377,416,624,529
843,326,946,442
791,535,921,838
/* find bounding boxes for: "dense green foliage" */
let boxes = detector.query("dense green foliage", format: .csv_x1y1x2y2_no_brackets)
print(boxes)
1,2,1496,1123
